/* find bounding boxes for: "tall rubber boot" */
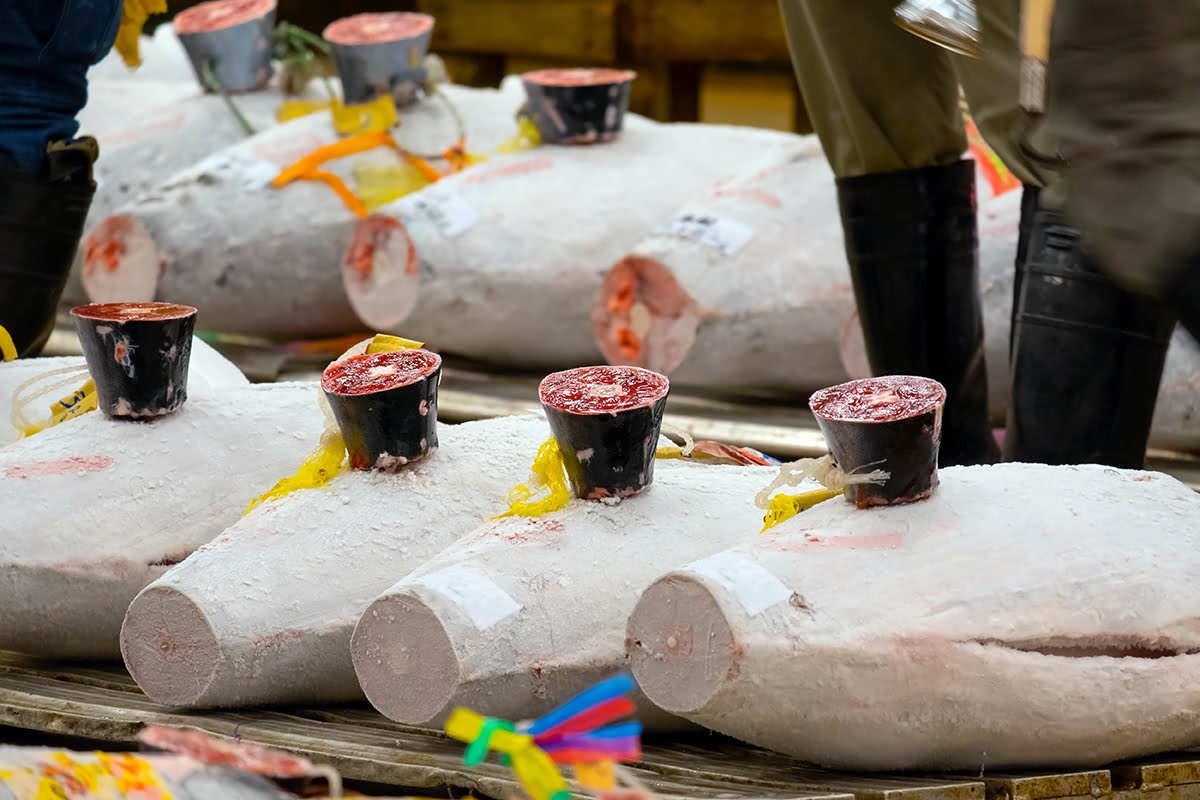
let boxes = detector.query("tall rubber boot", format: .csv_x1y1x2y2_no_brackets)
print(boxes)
1003,209,1175,467
1009,185,1041,359
836,159,999,466
0,137,98,359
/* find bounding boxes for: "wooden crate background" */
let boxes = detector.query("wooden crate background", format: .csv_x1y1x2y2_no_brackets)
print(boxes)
150,0,811,132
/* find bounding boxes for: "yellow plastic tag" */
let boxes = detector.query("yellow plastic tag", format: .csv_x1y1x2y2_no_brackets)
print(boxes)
332,95,398,136
276,98,336,123
352,163,438,211
0,325,17,362
19,379,98,439
576,761,616,791
366,334,424,353
495,438,571,519
243,428,348,516
495,117,542,154
760,488,843,532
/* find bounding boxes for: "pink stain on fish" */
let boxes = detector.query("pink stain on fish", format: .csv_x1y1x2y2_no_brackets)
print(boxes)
5,456,114,479
465,157,555,184
761,531,905,554
711,187,783,209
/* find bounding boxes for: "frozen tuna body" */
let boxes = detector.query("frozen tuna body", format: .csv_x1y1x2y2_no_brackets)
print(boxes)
351,459,777,730
350,120,804,368
629,463,1200,770
120,414,548,708
86,81,527,336
0,381,324,658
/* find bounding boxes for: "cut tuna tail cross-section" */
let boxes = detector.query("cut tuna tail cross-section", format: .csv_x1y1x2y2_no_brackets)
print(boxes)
321,347,442,471
348,120,807,367
539,365,669,500
809,375,946,508
350,459,781,730
71,302,198,419
520,68,636,145
0,381,325,659
120,414,548,708
174,0,277,93
324,12,435,106
85,81,527,337
628,463,1200,770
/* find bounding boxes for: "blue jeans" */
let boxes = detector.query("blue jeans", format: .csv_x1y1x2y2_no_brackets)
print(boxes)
0,0,123,173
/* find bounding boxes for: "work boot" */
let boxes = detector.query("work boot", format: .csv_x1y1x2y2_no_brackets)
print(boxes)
836,159,999,466
1004,208,1175,467
0,137,98,359
1010,185,1041,359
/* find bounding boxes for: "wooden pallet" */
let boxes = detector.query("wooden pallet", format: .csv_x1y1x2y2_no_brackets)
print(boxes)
2,656,1199,800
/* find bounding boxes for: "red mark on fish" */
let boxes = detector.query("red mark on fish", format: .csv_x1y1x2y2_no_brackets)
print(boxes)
465,157,554,184
5,456,114,479
98,108,188,149
253,133,329,168
761,531,905,554
712,187,783,210
478,517,564,545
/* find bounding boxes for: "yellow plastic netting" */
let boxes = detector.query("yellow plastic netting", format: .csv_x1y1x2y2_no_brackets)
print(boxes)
494,437,571,519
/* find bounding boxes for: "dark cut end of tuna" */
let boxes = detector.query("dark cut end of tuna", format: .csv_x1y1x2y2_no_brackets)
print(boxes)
809,375,946,509
539,365,669,501
174,0,276,93
71,302,197,419
521,68,636,145
323,13,436,107
321,348,441,471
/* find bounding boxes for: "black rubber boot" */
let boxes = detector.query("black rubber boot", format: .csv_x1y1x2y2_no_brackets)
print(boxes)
1010,185,1041,359
1004,209,1175,467
836,159,999,466
0,137,98,359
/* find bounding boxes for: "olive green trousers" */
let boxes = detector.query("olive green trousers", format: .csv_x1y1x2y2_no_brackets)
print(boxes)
779,0,1200,321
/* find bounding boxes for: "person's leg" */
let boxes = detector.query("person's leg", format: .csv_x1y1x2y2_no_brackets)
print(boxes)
1032,0,1200,344
0,0,121,359
779,0,999,466
955,0,1177,467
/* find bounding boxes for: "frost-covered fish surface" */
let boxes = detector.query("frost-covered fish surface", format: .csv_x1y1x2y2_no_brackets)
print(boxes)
629,463,1200,770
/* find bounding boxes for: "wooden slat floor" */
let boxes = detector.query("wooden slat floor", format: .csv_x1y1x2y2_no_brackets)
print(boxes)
2,655,1199,800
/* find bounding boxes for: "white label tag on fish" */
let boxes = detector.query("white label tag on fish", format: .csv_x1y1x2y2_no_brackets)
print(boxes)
415,567,521,630
687,554,789,616
192,153,279,191
405,193,479,237
660,213,755,256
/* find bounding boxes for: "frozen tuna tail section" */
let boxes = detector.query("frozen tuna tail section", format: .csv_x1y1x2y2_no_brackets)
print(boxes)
520,68,636,145
71,302,197,419
539,365,669,500
324,12,435,106
321,347,442,471
174,0,277,93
